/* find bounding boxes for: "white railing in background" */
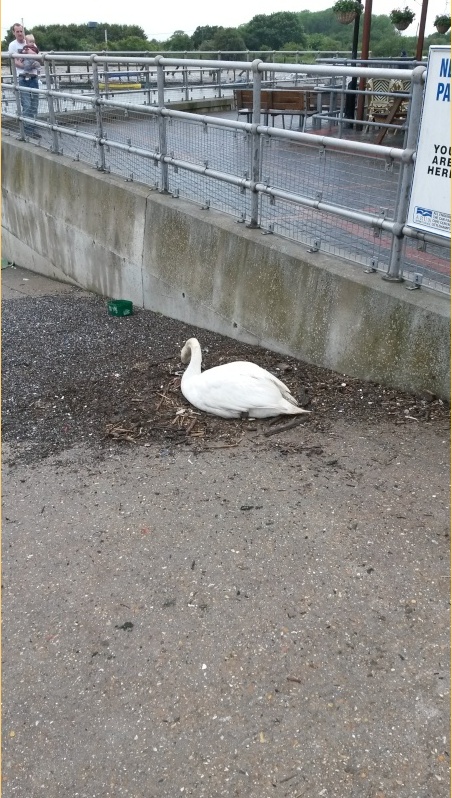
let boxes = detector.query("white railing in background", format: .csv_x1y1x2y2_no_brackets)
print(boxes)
1,52,450,294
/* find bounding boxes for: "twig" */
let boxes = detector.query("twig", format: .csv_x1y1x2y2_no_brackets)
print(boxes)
206,435,244,449
185,418,198,435
279,773,300,784
148,355,176,367
264,416,309,437
155,392,169,411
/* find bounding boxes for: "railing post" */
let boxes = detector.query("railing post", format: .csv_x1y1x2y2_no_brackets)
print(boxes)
183,61,189,102
248,59,263,229
157,58,169,193
10,56,25,139
43,58,60,153
144,60,152,105
384,66,425,282
91,57,106,171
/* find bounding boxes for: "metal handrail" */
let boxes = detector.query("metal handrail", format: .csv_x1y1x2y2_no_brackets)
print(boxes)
1,53,449,292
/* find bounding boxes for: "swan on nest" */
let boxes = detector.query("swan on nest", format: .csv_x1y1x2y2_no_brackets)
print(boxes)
180,337,311,419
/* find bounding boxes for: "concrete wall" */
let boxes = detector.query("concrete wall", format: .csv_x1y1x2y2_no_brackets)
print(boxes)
2,137,450,399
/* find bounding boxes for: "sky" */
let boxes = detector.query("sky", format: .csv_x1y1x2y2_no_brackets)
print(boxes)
1,0,447,42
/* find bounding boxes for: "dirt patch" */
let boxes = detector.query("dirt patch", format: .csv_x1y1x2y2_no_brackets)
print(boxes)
2,291,449,464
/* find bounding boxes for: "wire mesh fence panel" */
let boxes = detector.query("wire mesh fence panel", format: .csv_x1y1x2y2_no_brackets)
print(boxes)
163,118,251,219
48,97,99,163
100,106,160,152
165,116,251,187
1,54,450,294
403,237,451,294
103,144,160,188
55,131,100,166
163,122,246,213
261,136,401,217
1,83,21,136
166,167,250,222
259,193,395,272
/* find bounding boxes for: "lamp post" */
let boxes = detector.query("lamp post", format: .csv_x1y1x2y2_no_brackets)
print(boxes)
344,13,361,122
416,0,429,60
356,0,373,122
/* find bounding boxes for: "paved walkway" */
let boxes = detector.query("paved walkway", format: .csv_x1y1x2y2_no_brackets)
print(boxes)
2,266,450,798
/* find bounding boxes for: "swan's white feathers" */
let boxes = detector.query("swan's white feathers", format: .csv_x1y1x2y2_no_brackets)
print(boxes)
179,338,310,419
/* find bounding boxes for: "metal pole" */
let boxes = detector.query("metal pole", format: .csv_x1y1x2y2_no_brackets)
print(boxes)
416,0,429,61
384,66,425,281
344,13,360,123
91,58,106,171
157,59,169,193
10,56,25,139
248,60,262,229
183,63,189,101
144,65,151,105
44,60,59,153
356,0,373,122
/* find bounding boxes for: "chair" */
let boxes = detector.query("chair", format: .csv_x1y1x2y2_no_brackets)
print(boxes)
234,89,274,124
372,78,411,144
366,78,393,125
390,78,411,116
268,90,314,131
234,89,253,123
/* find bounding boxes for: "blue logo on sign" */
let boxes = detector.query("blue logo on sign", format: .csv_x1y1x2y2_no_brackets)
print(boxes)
414,207,433,218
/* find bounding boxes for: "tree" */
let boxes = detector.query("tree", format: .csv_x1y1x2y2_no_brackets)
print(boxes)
306,33,342,50
0,12,438,57
192,25,220,49
243,12,306,50
6,23,148,52
212,28,246,55
164,30,193,51
113,37,150,51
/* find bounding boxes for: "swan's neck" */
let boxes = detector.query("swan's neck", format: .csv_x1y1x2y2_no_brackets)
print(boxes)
186,340,202,377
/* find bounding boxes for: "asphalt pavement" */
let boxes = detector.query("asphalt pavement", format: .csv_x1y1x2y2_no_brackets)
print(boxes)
2,265,450,798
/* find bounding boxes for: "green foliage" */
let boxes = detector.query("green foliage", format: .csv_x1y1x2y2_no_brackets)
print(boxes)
331,0,363,14
113,37,151,52
2,23,147,52
434,14,451,25
389,7,415,24
191,26,220,49
434,14,451,31
0,11,440,58
306,32,343,50
370,33,411,56
280,41,307,51
164,30,193,51
211,28,246,54
242,12,306,50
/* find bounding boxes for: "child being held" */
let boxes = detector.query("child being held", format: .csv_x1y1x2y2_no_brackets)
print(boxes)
18,33,41,75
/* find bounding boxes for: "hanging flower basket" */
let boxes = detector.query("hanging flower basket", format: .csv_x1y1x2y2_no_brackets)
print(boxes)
394,19,411,30
389,7,415,31
434,15,451,34
332,1,363,25
337,10,358,24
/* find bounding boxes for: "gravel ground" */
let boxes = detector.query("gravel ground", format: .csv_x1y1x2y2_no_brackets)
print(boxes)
1,289,449,464
2,277,450,797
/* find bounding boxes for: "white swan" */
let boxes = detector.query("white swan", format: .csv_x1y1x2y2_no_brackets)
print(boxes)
180,338,310,419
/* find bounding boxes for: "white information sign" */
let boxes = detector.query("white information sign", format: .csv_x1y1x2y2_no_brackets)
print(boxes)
407,46,451,238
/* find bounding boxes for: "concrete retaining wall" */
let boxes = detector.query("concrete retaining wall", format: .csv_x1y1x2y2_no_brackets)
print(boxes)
2,137,450,399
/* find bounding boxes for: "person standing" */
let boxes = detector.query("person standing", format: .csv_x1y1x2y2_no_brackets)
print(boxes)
8,22,41,138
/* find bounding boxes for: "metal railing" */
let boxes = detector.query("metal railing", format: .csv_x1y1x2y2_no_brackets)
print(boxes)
1,52,450,295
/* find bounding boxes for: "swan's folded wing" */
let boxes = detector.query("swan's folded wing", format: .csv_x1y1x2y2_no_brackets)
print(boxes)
216,361,297,401
185,368,300,417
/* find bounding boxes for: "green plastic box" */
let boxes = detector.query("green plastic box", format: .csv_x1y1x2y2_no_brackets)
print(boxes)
107,299,133,317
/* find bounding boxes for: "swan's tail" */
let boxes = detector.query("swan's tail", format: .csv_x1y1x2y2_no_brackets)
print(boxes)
281,400,311,415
